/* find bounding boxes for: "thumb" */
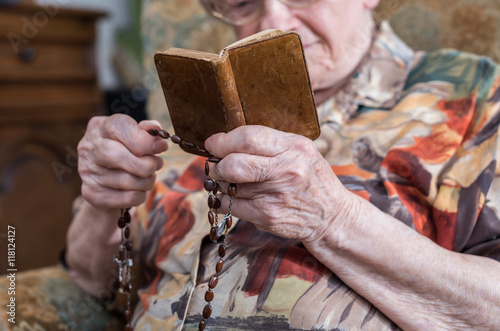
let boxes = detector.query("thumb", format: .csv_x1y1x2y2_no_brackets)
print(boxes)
138,119,163,130
102,114,167,156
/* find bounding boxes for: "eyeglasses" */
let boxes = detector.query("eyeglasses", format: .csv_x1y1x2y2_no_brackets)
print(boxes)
203,0,320,26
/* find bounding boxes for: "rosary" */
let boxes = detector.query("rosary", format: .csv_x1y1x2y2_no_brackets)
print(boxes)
114,128,235,331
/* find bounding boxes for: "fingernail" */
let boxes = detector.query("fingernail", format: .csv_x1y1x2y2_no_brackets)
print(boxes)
153,140,167,154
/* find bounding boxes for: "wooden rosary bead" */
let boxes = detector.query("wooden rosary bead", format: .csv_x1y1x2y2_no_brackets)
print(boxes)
228,184,237,197
204,179,216,192
205,290,214,302
171,135,182,144
124,210,131,223
205,162,210,176
124,309,132,322
208,211,214,225
203,304,213,319
183,142,197,150
208,195,216,209
147,128,159,136
117,208,134,331
216,259,224,273
213,197,221,210
199,158,235,329
125,240,133,251
209,228,218,242
158,129,170,139
218,245,226,258
208,275,219,289
118,217,126,228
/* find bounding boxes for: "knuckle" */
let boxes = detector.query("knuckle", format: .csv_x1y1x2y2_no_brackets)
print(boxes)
124,191,146,207
106,114,133,144
106,116,122,137
81,185,98,207
77,163,89,179
131,156,156,178
76,139,87,157
87,116,104,131
77,132,93,156
120,174,134,190
293,161,309,180
93,142,109,165
145,174,157,191
292,136,316,154
221,155,253,182
289,138,317,177
90,172,105,189
240,130,260,150
143,157,158,177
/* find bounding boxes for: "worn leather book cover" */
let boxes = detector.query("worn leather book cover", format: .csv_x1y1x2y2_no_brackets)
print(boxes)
154,29,320,156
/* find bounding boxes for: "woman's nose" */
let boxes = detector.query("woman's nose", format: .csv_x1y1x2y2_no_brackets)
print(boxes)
259,0,301,32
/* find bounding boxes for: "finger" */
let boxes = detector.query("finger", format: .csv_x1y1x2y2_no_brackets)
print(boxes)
93,138,163,178
92,168,157,192
138,119,162,130
208,152,273,183
205,125,297,158
215,193,313,240
138,120,169,153
100,114,167,156
82,183,148,209
215,181,269,200
215,194,267,227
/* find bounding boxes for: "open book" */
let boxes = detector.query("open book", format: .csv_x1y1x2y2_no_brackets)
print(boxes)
154,29,320,157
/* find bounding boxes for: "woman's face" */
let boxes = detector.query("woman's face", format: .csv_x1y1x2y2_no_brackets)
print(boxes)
233,0,379,104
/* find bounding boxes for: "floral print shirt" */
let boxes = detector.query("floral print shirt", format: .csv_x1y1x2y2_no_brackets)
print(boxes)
130,22,500,330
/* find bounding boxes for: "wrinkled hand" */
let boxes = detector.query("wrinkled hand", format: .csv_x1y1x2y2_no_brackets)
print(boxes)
77,114,168,211
205,125,350,243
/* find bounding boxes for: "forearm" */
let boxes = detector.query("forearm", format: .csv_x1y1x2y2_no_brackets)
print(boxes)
66,199,122,297
305,193,500,330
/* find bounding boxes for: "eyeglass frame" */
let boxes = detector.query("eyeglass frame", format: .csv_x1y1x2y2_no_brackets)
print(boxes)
204,0,321,26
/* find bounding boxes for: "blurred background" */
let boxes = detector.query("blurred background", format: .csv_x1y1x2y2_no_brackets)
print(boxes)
0,0,499,273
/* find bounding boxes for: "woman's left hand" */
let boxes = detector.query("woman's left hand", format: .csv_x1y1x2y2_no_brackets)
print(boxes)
204,125,352,243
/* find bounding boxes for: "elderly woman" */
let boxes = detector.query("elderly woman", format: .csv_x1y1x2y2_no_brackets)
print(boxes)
67,0,500,330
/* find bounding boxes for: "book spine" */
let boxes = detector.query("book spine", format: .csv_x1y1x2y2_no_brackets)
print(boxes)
213,56,245,131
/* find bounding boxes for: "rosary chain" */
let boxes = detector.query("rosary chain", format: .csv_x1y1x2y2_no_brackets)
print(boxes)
114,208,133,331
199,159,236,331
114,128,234,330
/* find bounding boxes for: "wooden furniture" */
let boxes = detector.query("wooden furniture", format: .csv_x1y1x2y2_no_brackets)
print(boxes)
0,3,104,271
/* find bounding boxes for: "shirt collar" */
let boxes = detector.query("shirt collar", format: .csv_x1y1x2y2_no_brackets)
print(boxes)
316,21,415,125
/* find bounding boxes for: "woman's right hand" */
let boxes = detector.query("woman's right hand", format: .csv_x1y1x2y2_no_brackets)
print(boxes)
77,114,168,211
